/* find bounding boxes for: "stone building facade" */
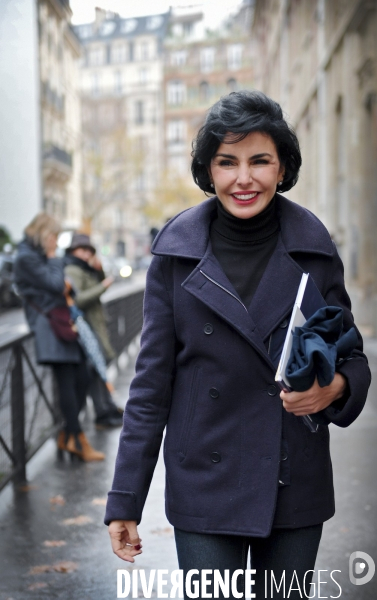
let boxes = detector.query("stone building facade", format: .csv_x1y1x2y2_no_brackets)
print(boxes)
38,0,82,229
252,0,377,334
75,9,169,260
162,4,255,222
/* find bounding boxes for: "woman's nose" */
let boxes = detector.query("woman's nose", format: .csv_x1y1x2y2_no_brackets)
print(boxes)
236,164,252,186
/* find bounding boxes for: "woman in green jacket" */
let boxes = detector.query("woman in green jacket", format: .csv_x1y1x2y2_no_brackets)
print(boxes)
64,233,123,428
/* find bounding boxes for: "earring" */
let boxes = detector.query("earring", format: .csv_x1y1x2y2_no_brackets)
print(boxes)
278,181,282,187
210,183,214,188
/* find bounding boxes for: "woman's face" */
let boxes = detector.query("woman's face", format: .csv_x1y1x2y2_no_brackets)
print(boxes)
44,232,58,254
209,131,284,219
72,247,94,263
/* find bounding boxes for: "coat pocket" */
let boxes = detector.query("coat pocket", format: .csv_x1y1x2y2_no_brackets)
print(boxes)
178,365,201,460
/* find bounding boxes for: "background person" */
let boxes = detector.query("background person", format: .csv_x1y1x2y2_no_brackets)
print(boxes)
105,91,371,598
14,214,104,462
64,233,123,428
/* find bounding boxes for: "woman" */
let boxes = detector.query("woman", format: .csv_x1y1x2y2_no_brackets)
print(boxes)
14,214,105,462
64,232,123,428
105,92,371,598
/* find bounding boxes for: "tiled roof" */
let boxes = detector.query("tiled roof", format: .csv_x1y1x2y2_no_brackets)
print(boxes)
74,12,170,43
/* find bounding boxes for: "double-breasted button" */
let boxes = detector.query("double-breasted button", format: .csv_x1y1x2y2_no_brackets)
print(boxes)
203,323,213,335
280,318,289,328
280,451,288,461
209,387,219,399
210,452,221,463
267,385,278,396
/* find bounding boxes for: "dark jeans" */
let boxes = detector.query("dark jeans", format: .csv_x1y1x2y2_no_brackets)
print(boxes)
175,523,323,599
53,360,89,434
88,369,119,419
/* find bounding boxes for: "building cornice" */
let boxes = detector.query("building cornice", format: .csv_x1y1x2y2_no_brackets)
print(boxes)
64,24,81,57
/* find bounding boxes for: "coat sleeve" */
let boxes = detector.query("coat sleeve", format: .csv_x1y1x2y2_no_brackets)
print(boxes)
64,264,105,308
104,256,176,525
15,252,65,295
320,244,371,427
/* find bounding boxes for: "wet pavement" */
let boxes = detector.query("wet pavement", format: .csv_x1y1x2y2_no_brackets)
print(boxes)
0,338,376,599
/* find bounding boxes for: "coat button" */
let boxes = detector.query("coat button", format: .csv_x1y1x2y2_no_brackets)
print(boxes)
280,451,288,461
209,387,219,399
280,319,288,328
204,323,214,335
268,385,278,396
210,452,221,463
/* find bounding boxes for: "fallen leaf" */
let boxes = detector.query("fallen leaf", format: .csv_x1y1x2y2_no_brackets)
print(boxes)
61,515,93,526
53,561,78,573
29,561,78,575
50,495,66,505
28,582,48,590
18,484,38,492
43,540,67,547
91,497,107,506
29,565,53,575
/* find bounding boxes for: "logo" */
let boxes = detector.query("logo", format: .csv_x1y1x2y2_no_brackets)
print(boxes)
349,551,375,586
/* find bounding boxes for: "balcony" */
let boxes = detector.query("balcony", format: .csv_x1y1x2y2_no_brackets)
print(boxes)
42,143,72,184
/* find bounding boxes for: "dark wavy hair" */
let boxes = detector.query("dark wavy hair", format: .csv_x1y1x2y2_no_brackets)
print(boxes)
191,90,301,194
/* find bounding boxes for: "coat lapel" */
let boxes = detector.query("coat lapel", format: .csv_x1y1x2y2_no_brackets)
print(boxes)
248,235,305,342
182,245,276,370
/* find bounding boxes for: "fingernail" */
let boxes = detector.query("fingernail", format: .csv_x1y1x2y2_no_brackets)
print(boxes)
134,544,141,550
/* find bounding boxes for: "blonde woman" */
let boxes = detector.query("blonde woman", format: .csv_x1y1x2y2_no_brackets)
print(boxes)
14,213,104,462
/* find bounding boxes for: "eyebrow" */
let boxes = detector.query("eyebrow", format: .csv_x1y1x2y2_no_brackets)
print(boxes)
214,152,273,159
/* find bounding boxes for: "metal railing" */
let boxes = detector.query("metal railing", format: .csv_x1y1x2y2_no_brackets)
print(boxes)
0,280,145,491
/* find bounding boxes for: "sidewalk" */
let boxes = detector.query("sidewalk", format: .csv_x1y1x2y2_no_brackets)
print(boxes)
0,339,376,599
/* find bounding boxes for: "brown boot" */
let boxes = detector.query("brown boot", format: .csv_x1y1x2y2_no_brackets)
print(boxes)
66,432,105,462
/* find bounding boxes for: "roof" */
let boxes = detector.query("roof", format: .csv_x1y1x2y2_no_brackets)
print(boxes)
74,12,170,43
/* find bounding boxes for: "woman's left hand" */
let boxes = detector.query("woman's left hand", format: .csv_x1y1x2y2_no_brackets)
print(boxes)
280,373,347,416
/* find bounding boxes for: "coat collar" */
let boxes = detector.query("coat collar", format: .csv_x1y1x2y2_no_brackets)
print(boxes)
152,194,334,366
152,194,334,259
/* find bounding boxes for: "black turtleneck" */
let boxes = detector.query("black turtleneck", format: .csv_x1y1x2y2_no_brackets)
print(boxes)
210,196,280,308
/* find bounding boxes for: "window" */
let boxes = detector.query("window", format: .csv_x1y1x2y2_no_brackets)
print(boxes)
200,47,215,73
183,22,193,36
78,24,92,39
170,50,187,66
146,15,163,30
114,70,122,94
135,171,145,191
199,81,210,102
135,100,144,125
99,21,116,36
89,46,105,66
167,80,186,105
129,42,134,62
167,120,186,143
139,68,148,84
140,41,149,60
121,19,137,34
91,72,100,96
227,44,242,70
227,78,238,92
112,43,127,63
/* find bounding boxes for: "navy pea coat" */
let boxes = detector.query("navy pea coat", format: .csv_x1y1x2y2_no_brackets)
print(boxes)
105,195,371,537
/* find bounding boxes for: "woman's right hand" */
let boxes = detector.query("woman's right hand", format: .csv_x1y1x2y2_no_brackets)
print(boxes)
108,520,142,563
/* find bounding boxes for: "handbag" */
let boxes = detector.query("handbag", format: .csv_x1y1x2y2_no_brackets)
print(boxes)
47,305,78,342
24,298,78,342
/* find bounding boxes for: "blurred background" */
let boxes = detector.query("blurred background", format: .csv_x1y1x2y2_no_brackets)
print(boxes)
0,0,376,335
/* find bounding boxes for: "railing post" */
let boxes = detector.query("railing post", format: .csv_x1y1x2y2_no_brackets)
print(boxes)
11,342,27,485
